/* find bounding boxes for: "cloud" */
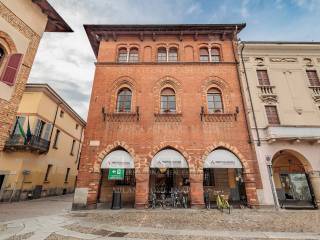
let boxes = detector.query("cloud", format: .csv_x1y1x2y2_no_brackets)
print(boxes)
28,0,320,120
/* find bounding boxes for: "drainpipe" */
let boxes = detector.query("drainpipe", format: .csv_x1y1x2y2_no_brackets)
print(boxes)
239,42,261,146
75,126,84,166
231,34,254,144
266,157,280,209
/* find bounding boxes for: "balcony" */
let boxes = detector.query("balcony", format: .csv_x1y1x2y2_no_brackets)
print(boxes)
309,86,320,103
265,126,320,143
257,85,278,103
4,134,50,154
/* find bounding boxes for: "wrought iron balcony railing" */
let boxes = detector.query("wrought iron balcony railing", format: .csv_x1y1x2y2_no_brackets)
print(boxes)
4,134,50,154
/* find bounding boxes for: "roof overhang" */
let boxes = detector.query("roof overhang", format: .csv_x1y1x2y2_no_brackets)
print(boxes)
32,0,73,32
84,24,246,58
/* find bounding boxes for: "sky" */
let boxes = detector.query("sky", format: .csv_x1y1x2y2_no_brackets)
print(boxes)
28,0,320,120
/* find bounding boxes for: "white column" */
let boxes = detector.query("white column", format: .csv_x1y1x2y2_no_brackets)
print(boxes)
208,48,212,62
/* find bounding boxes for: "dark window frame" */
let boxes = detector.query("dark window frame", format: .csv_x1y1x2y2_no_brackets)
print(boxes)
211,48,221,62
70,139,76,156
115,169,135,186
52,129,60,149
168,47,178,62
306,70,320,86
199,48,209,62
203,169,215,186
207,88,223,113
118,48,128,63
116,88,132,112
257,70,271,86
265,105,280,125
64,168,70,183
160,88,176,113
157,47,167,62
44,164,53,182
128,48,139,62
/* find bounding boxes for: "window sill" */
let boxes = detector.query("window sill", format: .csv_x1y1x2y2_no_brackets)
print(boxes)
43,181,49,184
154,113,182,122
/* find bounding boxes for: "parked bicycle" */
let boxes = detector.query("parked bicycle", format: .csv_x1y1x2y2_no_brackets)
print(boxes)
216,194,231,214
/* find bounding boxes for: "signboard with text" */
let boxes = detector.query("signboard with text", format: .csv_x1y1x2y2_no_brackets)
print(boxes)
108,168,125,180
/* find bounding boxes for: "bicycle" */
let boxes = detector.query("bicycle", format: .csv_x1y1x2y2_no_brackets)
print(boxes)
216,194,231,214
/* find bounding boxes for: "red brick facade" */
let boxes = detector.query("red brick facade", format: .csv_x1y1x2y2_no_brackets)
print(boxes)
76,24,262,209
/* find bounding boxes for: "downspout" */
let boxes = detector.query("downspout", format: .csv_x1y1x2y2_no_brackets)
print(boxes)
75,126,84,166
239,42,261,146
48,102,61,147
231,30,254,145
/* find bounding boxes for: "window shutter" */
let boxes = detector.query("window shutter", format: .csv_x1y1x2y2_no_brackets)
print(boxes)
0,54,23,86
43,123,52,140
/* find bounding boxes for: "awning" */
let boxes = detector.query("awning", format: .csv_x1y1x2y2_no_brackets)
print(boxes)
150,149,188,168
204,149,242,169
101,150,134,169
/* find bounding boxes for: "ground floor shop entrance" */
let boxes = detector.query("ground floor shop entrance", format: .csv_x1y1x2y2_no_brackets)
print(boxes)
203,149,247,208
149,149,190,208
272,150,315,208
98,149,136,208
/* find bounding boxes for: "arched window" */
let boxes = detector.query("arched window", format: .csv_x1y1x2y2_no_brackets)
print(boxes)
0,47,5,67
118,48,127,62
168,47,178,62
207,88,223,113
211,48,220,62
117,88,132,112
199,48,209,62
160,88,176,113
129,48,139,62
157,47,167,62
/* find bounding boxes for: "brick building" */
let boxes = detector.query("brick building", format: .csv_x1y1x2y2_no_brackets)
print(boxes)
73,24,263,209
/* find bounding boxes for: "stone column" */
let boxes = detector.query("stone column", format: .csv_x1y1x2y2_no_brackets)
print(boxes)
135,170,149,209
189,172,205,208
309,171,320,208
243,172,259,208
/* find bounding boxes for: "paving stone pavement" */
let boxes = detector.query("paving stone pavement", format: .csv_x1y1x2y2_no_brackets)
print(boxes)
1,195,320,240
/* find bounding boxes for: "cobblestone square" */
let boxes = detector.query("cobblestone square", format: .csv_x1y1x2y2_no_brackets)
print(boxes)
0,195,319,240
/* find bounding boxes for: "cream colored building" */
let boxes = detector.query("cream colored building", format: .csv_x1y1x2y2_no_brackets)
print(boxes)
0,83,85,201
0,0,72,153
240,41,320,209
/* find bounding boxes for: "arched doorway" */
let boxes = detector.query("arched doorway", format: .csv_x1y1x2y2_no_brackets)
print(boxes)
149,148,190,208
99,149,135,208
203,148,247,207
272,150,315,208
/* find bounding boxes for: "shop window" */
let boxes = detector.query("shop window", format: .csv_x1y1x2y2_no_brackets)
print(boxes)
117,88,132,112
118,48,127,62
70,139,76,155
44,164,52,182
203,169,215,186
211,48,220,62
168,47,178,62
257,70,270,86
157,47,167,62
52,129,60,149
129,48,139,62
64,168,70,183
160,88,176,113
306,70,320,86
207,88,223,113
115,169,135,186
265,105,280,124
199,48,209,62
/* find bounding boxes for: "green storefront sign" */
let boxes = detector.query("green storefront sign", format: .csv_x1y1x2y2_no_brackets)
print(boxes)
108,168,124,180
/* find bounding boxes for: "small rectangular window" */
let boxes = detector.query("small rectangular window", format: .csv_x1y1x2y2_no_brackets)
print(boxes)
70,139,76,156
75,124,79,130
265,106,280,124
306,70,320,86
44,164,52,182
64,168,70,183
53,129,60,149
257,70,270,85
60,110,64,118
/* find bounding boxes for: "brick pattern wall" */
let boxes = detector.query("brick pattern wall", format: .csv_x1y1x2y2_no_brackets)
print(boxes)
77,34,262,208
0,3,41,151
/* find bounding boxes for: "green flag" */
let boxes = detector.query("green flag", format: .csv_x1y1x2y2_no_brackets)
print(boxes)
26,117,32,143
18,119,26,139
